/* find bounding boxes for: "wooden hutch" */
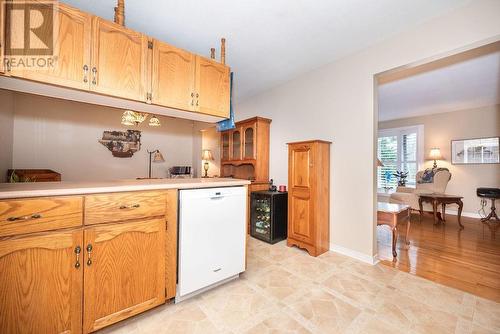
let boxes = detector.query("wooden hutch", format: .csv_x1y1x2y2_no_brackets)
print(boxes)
220,117,271,230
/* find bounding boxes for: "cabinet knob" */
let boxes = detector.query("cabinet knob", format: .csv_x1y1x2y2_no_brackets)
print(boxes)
83,65,89,83
86,244,93,266
74,246,81,269
91,67,97,85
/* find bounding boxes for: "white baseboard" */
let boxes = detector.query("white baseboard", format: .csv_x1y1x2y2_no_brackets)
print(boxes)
330,244,379,265
444,209,481,219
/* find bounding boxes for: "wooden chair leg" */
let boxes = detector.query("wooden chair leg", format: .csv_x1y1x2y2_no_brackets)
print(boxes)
392,227,398,258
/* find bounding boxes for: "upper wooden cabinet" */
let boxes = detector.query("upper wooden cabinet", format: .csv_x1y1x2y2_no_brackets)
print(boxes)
8,3,92,90
220,117,271,181
0,229,83,334
83,218,166,333
0,1,230,118
152,40,196,111
196,56,230,118
90,17,149,102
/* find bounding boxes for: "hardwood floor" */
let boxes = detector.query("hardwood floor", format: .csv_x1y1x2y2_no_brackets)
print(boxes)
378,212,500,302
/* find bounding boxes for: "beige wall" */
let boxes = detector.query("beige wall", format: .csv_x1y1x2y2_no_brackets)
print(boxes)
236,0,500,262
0,90,14,182
8,92,209,181
201,126,221,177
380,105,500,215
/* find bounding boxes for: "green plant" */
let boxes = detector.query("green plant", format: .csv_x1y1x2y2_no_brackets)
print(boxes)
393,170,409,186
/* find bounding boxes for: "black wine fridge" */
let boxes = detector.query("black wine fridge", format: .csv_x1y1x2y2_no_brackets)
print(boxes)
250,191,288,244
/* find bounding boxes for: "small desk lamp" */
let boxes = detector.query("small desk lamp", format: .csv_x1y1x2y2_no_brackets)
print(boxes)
147,149,165,178
201,149,214,178
428,148,442,169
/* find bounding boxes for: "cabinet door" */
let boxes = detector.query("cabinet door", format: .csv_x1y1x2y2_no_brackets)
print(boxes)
8,3,91,89
243,125,256,159
90,17,149,102
231,128,242,160
83,218,166,333
195,56,230,118
288,144,314,244
0,230,83,334
152,40,196,111
221,132,230,161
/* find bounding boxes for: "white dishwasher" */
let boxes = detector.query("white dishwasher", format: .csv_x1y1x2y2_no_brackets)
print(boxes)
177,186,247,301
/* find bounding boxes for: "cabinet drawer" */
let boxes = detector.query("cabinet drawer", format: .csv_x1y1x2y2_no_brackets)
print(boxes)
84,191,167,225
0,196,83,237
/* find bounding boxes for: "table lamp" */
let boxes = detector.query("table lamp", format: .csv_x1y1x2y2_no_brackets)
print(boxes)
147,149,165,178
201,149,214,178
428,148,442,169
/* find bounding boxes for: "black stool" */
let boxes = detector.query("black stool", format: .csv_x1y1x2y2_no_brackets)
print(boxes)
477,188,500,222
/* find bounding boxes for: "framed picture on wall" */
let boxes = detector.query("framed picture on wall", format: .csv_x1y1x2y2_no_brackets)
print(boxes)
451,137,500,164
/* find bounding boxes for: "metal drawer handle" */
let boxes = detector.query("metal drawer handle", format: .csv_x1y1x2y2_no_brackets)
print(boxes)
91,67,97,85
83,65,89,83
86,244,93,266
74,246,81,269
7,213,42,222
119,204,141,209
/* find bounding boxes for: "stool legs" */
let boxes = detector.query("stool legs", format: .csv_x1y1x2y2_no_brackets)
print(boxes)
481,199,499,222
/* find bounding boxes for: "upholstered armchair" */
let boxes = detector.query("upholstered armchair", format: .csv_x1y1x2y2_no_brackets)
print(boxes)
389,170,452,211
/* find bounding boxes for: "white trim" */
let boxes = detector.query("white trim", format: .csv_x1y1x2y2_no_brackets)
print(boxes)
444,209,482,219
330,244,380,265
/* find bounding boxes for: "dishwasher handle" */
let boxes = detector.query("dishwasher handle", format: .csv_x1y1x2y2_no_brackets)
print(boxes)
210,192,225,200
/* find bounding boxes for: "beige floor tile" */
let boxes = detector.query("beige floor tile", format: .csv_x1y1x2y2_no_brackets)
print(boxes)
242,311,313,334
96,237,500,334
288,287,362,334
197,279,278,332
352,315,405,334
341,260,399,283
321,269,385,308
473,297,500,331
280,252,336,282
245,265,317,303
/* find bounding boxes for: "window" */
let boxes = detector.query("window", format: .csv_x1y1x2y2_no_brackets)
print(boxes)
378,125,423,189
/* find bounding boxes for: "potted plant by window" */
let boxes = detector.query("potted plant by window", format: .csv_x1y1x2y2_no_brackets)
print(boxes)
393,170,409,187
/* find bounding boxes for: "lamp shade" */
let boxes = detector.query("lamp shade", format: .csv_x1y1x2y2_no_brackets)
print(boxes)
121,110,136,126
428,148,443,160
149,115,161,127
153,150,165,162
201,149,214,161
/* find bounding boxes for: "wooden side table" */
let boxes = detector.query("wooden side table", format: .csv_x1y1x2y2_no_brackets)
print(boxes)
418,194,464,229
377,202,411,259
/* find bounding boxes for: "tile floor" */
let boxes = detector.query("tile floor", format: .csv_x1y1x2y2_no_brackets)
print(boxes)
100,237,500,334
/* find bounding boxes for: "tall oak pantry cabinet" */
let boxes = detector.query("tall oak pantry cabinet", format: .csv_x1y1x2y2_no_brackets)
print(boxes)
287,140,331,257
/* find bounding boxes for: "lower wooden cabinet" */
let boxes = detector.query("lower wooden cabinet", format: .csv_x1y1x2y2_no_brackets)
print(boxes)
83,218,166,333
0,191,177,334
0,229,84,334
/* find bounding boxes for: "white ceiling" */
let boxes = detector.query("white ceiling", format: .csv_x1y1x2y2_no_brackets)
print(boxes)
62,0,470,100
378,51,500,121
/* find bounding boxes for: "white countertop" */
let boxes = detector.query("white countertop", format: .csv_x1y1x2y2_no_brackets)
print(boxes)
0,178,251,199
